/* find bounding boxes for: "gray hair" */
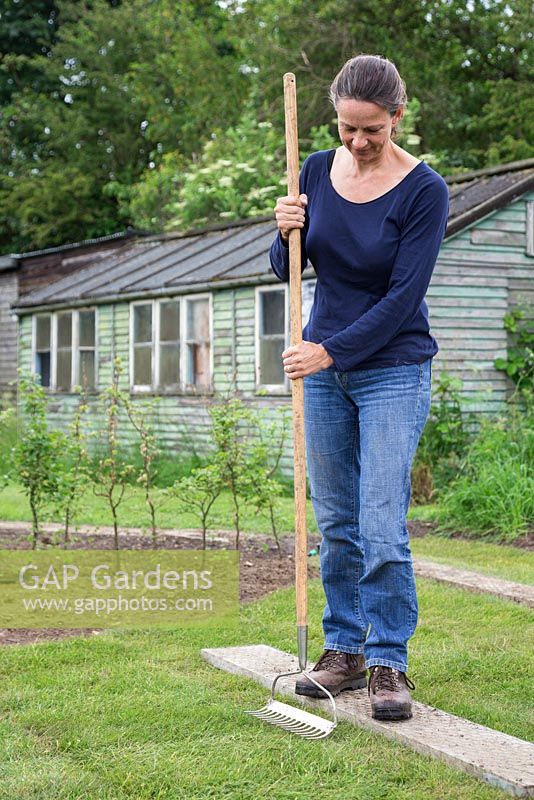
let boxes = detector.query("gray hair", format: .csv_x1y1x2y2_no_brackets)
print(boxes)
329,54,407,115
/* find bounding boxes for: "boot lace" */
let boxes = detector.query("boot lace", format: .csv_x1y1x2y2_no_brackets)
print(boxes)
313,650,348,672
370,666,415,693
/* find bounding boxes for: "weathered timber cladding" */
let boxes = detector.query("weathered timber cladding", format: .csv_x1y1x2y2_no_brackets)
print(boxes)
0,271,18,397
427,191,534,414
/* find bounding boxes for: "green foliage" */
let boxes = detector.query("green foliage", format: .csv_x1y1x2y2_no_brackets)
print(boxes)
92,359,135,549
306,123,338,153
122,395,162,542
494,305,534,403
0,0,246,252
412,372,476,503
50,392,90,545
0,402,18,485
170,464,223,549
240,408,291,553
2,0,532,250
119,111,287,231
207,396,289,549
208,397,256,549
438,405,534,541
163,112,286,231
14,372,66,546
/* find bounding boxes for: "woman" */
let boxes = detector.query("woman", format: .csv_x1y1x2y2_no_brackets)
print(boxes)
269,54,449,721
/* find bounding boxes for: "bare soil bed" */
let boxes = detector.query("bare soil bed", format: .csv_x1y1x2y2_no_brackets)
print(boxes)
0,524,322,647
0,518,530,647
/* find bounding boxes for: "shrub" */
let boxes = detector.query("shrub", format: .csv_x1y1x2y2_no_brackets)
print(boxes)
494,305,534,405
51,393,90,545
411,372,475,503
437,405,534,541
14,373,67,548
0,402,17,485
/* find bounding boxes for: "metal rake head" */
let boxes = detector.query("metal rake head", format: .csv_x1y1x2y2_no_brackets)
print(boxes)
245,698,336,739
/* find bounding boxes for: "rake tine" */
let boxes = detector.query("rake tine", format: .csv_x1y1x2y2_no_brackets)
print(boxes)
246,695,336,740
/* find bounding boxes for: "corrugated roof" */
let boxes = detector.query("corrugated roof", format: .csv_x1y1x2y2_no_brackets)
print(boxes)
14,159,534,311
14,219,284,310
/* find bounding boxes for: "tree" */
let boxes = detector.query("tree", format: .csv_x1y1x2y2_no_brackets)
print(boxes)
14,372,65,548
92,359,134,550
0,0,248,252
122,395,162,544
209,397,255,550
170,464,223,550
52,391,89,545
122,110,286,232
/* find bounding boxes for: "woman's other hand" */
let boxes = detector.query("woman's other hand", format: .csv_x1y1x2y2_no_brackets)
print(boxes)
282,341,334,378
274,194,308,243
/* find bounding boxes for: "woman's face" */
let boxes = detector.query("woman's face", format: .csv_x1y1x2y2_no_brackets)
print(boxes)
336,98,403,163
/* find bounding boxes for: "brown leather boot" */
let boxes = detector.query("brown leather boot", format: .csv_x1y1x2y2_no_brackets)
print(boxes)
295,650,367,698
368,665,415,720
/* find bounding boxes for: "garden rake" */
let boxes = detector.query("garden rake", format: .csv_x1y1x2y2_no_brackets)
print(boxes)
245,72,338,740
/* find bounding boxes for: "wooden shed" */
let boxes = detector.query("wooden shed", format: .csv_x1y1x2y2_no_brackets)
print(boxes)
10,158,534,473
0,228,147,400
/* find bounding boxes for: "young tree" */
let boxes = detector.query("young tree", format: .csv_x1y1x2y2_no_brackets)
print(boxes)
92,360,134,550
170,464,223,550
14,373,65,548
52,391,89,546
208,397,257,550
243,407,290,554
122,396,161,544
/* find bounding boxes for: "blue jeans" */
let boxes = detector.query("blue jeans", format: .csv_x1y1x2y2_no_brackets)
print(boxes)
303,359,432,673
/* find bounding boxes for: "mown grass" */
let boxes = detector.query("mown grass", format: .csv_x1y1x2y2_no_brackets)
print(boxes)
410,536,534,586
0,482,319,538
0,578,532,800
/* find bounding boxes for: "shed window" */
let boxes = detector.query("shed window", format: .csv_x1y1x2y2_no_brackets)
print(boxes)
32,308,97,391
130,296,211,392
133,303,153,387
255,280,316,390
258,289,286,386
159,300,180,388
35,314,51,388
78,310,96,389
56,312,72,391
185,298,210,388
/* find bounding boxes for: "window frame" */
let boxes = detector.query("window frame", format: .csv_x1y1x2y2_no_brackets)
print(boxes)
255,280,317,394
182,293,213,392
527,201,534,257
130,299,156,392
32,312,53,389
129,295,213,393
31,308,98,392
255,284,290,394
75,308,98,390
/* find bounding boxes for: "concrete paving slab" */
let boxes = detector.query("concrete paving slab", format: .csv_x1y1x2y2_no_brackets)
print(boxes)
202,644,534,798
413,558,534,608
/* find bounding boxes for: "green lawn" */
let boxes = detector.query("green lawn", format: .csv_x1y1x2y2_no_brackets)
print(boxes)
0,578,532,800
0,483,320,538
0,485,439,537
410,536,534,586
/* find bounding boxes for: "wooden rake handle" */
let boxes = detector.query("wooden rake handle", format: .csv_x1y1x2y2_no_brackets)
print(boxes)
283,73,308,652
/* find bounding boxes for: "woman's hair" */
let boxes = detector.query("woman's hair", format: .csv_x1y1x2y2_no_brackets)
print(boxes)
329,54,407,116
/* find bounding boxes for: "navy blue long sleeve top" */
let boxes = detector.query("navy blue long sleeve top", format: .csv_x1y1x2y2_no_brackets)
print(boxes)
269,149,449,372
